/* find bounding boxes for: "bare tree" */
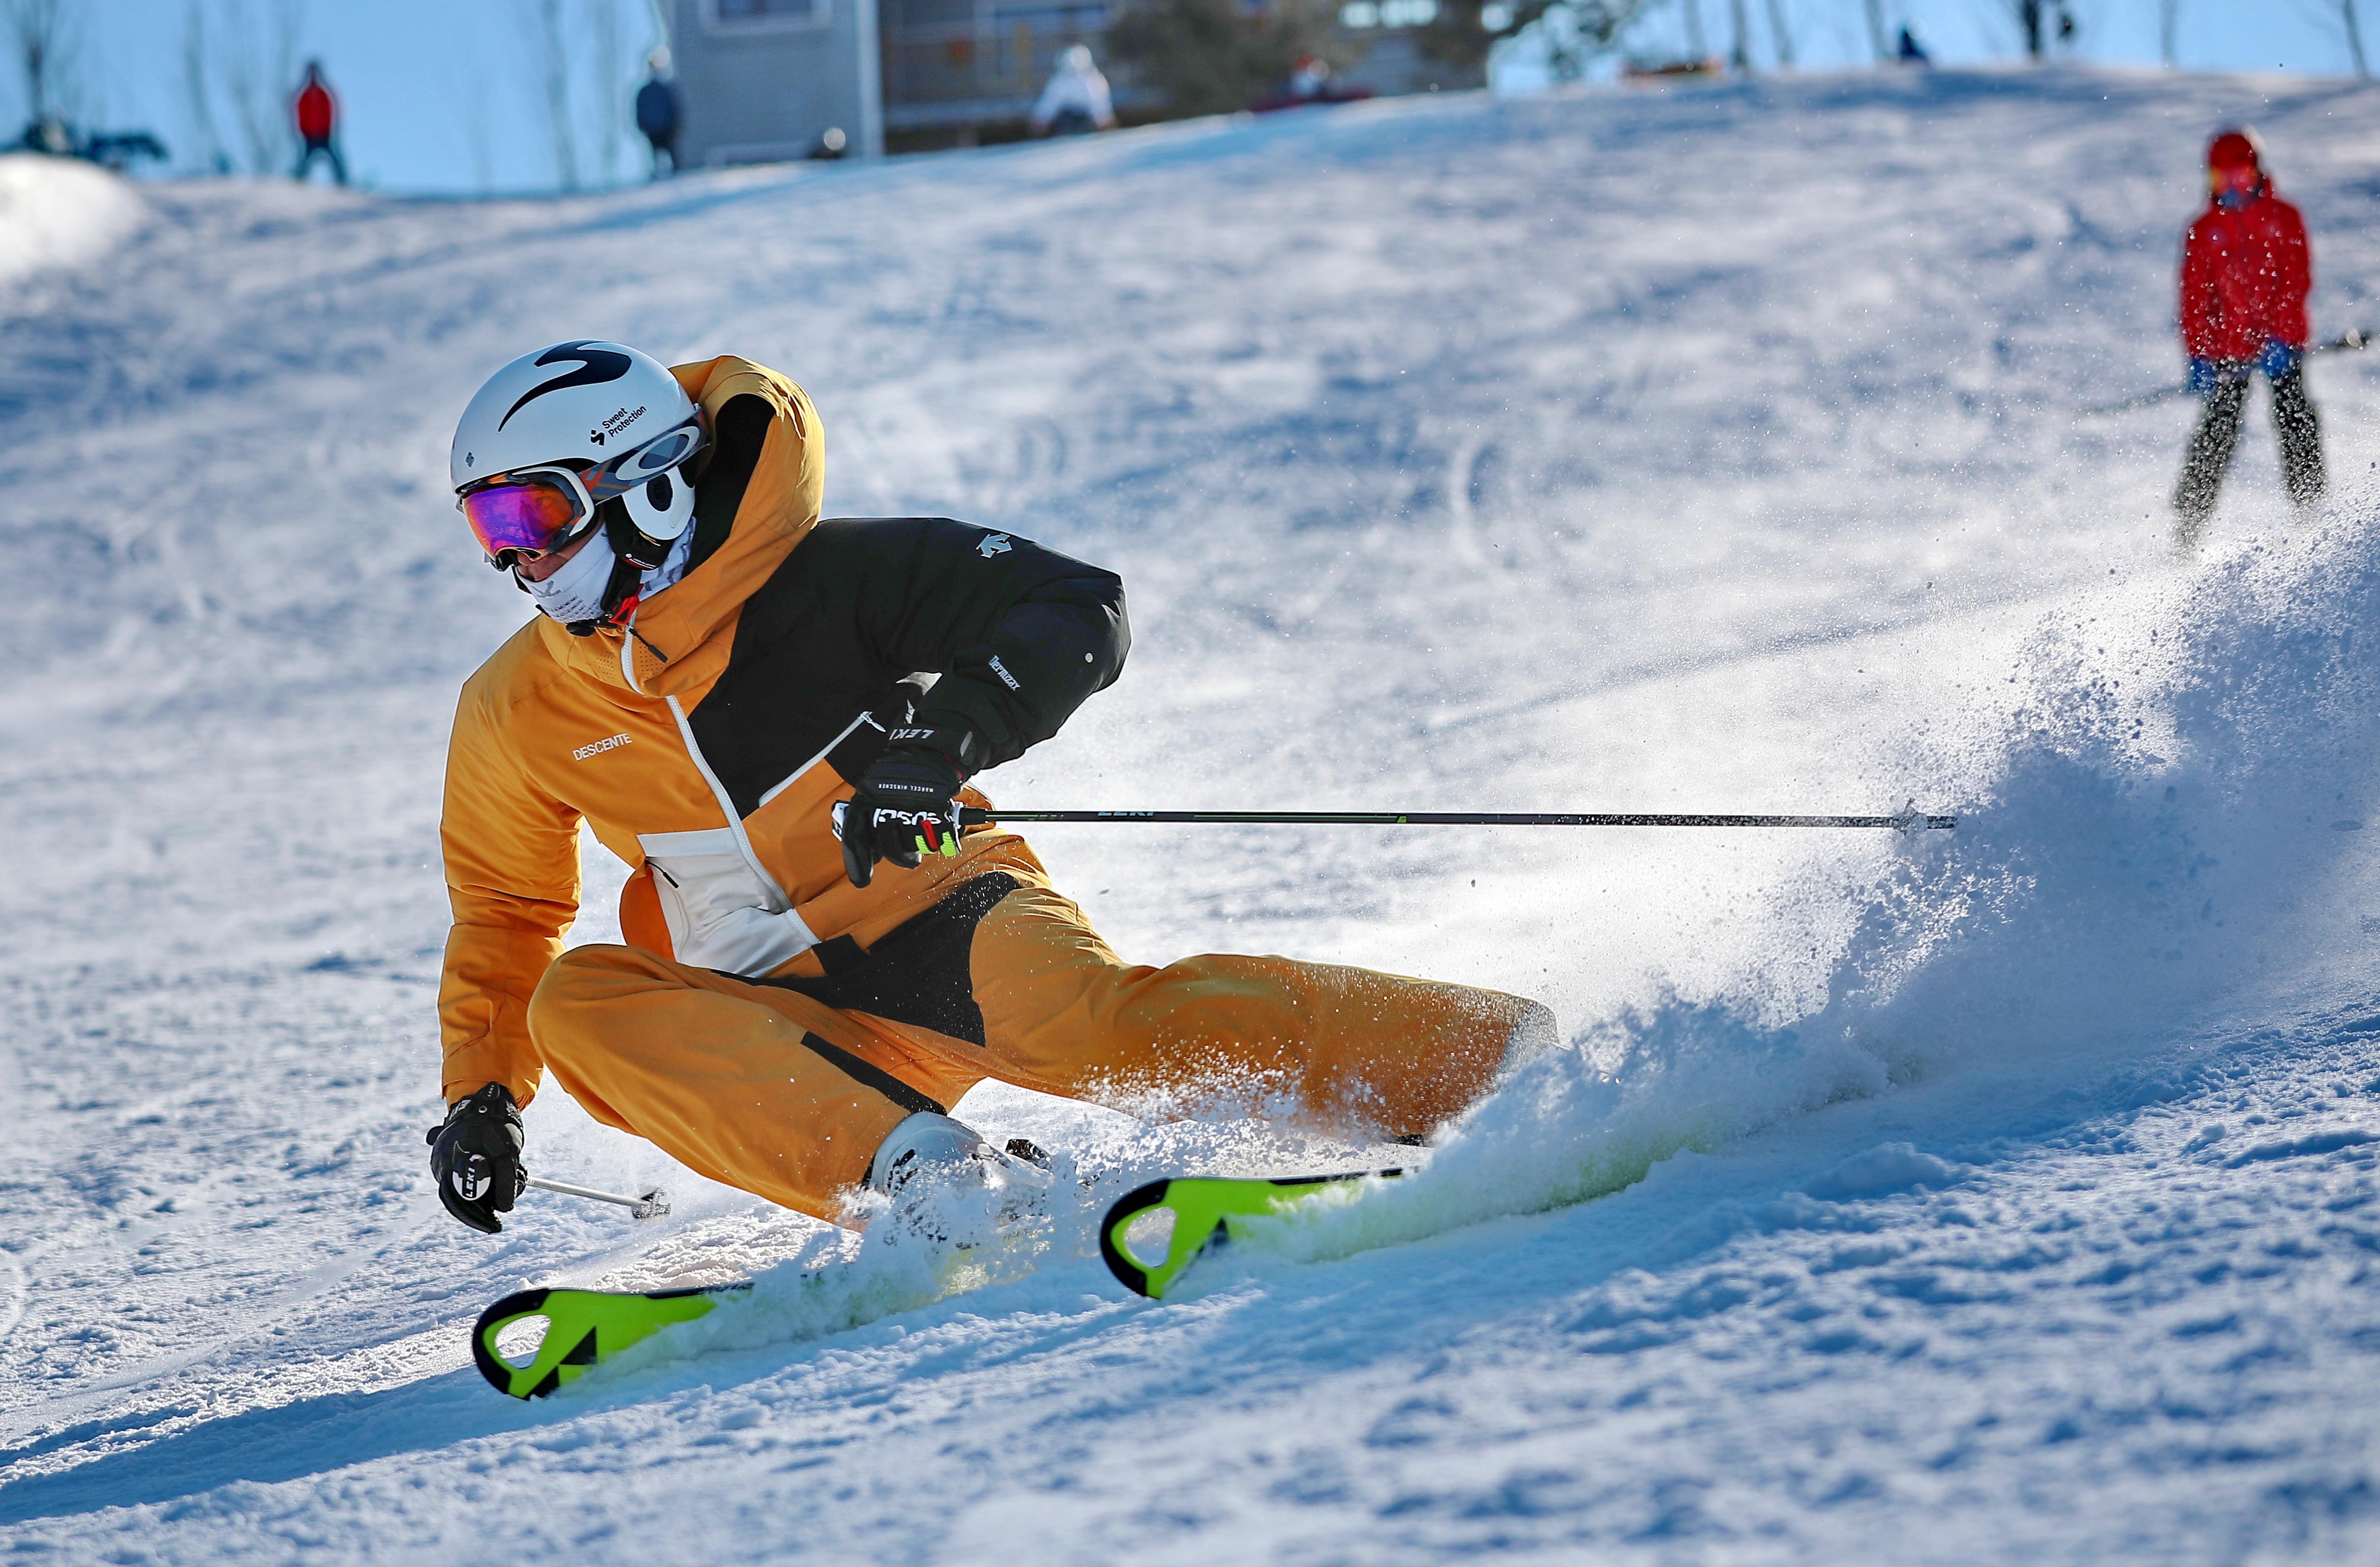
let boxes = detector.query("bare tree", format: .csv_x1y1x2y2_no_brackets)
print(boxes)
2159,0,2181,65
2296,0,2372,73
1680,0,1708,63
6,0,79,124
180,2,229,172
1999,0,2059,57
1761,0,1792,64
1862,0,1887,60
214,0,304,175
590,0,662,187
1727,0,1749,69
449,64,495,194
526,0,582,192
589,0,624,186
503,0,662,193
1995,0,2082,58
1426,0,1644,75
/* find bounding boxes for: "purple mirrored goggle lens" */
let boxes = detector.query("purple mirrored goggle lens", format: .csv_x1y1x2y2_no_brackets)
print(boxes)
459,478,585,561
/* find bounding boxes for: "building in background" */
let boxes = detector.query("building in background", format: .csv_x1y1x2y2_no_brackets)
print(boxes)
880,0,1124,149
1332,0,1480,101
667,0,886,165
665,0,1474,161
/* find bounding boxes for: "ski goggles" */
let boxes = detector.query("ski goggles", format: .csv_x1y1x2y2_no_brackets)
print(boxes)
456,416,708,565
2208,163,2260,201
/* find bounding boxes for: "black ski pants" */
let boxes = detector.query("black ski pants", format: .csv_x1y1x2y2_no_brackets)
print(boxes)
294,137,346,187
2172,367,2325,549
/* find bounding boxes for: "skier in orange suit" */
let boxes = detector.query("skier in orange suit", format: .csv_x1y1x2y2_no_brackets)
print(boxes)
425,341,1556,1233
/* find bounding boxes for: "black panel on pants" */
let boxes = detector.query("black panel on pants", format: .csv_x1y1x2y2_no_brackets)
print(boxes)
757,874,1019,1048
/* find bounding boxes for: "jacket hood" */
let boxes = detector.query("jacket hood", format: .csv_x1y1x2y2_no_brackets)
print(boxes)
535,355,823,701
2208,128,2264,175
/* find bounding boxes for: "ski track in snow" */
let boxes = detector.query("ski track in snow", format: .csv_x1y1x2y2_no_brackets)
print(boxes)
6,66,2380,1563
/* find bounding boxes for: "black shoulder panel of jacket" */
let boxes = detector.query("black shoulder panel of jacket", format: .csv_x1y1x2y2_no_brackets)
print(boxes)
686,518,1129,817
685,394,773,574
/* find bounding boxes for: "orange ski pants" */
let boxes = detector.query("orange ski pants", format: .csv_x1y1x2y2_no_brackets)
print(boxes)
526,874,1540,1219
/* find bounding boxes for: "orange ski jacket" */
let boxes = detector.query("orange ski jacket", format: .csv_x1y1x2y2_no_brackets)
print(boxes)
437,357,1128,1106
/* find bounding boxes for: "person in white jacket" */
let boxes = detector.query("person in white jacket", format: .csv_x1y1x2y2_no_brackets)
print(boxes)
1030,45,1116,136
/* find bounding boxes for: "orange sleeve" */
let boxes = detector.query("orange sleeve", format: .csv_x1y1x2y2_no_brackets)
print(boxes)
437,675,581,1107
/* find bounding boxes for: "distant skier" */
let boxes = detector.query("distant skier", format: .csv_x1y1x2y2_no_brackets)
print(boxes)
1029,44,1114,136
2172,128,2323,551
635,51,681,177
426,342,1554,1235
292,61,345,186
1896,27,1929,63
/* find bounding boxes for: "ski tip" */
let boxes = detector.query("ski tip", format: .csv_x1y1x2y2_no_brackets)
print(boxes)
471,1283,747,1399
1098,1180,1176,1298
473,1288,569,1399
1099,1170,1410,1300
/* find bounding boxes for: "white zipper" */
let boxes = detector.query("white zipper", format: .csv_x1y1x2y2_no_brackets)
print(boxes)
665,694,791,908
757,710,883,808
620,623,643,695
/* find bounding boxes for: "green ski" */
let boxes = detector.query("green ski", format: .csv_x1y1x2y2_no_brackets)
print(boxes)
472,1282,753,1399
470,1168,1409,1398
1099,1169,1406,1299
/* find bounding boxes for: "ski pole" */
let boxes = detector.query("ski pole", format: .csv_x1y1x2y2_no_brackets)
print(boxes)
2073,383,2190,419
525,1176,672,1221
957,805,1956,830
2074,327,2371,419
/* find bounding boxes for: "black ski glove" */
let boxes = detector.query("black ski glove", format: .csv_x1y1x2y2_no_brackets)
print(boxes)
427,1082,527,1235
837,724,974,889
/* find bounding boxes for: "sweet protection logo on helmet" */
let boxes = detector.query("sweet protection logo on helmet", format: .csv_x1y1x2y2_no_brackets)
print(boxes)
498,341,633,431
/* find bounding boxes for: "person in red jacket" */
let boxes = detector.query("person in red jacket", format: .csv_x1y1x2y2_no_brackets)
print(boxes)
2172,127,2322,549
292,61,346,187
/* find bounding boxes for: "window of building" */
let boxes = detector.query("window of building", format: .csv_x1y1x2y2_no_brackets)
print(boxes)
707,0,833,30
1339,0,1437,26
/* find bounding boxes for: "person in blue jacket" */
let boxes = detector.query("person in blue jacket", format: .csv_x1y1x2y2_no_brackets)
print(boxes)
636,51,681,178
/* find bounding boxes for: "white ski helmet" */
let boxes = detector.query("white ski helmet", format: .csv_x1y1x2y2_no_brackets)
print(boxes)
449,340,703,558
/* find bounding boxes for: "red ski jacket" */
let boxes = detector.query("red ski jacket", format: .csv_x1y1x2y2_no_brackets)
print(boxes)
295,81,335,143
2180,190,2310,362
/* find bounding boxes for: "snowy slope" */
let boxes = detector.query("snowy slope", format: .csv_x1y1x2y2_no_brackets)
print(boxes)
7,65,2380,1563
